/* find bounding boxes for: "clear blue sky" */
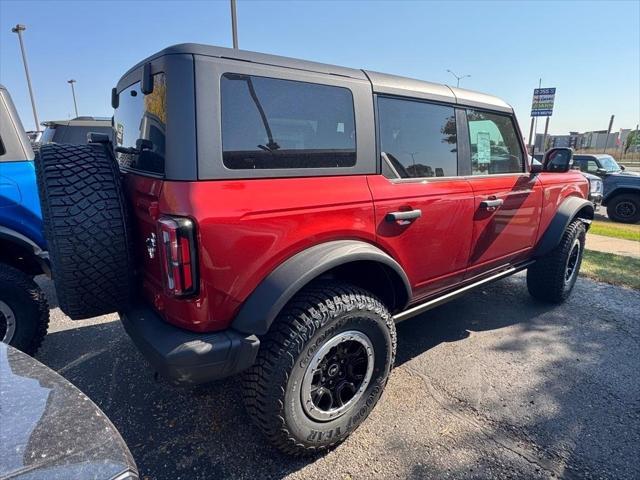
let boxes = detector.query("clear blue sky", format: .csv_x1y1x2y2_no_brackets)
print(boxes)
1,0,638,136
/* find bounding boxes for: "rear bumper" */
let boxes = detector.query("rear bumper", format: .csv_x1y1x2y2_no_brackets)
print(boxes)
120,304,259,385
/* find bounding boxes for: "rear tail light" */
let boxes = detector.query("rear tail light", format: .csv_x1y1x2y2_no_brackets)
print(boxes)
157,216,198,297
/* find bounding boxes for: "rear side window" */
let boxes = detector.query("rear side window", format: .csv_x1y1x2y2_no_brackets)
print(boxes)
114,73,167,175
466,110,523,175
378,96,457,178
221,74,356,169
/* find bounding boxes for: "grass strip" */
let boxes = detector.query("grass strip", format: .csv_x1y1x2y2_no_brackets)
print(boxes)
590,220,640,242
581,250,640,289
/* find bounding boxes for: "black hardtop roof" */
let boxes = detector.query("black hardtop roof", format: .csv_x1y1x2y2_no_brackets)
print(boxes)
118,43,512,113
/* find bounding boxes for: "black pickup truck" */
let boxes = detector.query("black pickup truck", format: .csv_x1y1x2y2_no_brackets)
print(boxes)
573,154,640,223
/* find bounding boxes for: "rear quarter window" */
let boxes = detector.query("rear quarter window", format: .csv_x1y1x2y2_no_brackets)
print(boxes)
114,73,167,175
221,73,356,170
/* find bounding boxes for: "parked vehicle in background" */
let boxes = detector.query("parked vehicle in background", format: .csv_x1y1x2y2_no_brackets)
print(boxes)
35,44,593,455
573,154,640,223
0,343,139,479
25,130,40,144
580,171,603,208
39,116,113,145
531,154,602,208
0,84,49,355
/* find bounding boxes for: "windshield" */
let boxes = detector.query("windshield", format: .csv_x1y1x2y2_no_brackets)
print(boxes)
599,155,621,172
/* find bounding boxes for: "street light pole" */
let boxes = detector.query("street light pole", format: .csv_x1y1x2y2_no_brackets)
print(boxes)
446,69,471,88
230,0,238,49
11,24,40,131
67,79,79,117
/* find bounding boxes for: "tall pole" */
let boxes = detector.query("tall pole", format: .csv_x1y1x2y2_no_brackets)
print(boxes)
532,78,542,155
67,79,78,117
603,114,614,154
631,123,640,159
446,69,470,88
11,24,40,131
543,117,550,151
230,0,238,49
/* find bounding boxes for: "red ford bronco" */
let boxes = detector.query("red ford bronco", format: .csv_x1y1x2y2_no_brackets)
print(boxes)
35,44,592,455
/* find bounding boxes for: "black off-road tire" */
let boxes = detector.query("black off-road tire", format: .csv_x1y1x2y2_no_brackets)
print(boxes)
527,219,586,303
0,264,49,355
606,193,640,224
242,281,396,455
35,143,134,319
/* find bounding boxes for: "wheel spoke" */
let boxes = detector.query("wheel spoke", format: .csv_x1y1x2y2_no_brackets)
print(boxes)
301,330,375,422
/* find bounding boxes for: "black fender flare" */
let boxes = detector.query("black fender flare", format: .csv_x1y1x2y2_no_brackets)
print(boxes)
231,240,412,336
533,196,594,258
0,226,50,276
603,185,640,205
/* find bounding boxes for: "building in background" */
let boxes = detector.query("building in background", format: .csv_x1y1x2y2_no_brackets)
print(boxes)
538,129,633,151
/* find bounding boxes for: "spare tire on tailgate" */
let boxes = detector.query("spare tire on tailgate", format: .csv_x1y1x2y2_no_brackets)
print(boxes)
35,143,134,319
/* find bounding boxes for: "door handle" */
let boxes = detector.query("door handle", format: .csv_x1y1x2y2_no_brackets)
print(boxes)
479,198,504,211
386,209,422,225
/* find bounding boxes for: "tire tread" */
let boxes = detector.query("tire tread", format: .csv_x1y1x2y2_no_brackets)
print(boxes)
35,143,134,319
527,219,586,303
242,281,396,456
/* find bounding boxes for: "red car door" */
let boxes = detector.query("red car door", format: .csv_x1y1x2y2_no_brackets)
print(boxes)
367,96,475,302
462,109,543,278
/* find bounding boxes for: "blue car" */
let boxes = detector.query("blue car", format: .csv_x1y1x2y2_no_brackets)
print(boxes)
0,84,49,354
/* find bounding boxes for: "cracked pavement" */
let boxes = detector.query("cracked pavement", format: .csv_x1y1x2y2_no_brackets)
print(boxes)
35,273,639,479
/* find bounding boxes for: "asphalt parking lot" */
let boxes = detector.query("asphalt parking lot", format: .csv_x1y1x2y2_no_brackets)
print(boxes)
35,274,639,480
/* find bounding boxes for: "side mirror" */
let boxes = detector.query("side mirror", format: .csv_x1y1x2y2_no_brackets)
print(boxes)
530,160,543,174
596,168,608,176
543,147,573,173
111,87,119,109
620,164,626,171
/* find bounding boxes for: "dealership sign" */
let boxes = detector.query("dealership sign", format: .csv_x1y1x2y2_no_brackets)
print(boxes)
531,87,556,117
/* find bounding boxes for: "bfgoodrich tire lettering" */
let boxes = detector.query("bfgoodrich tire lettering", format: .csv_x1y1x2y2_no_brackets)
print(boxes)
35,143,134,319
242,281,396,455
527,219,586,303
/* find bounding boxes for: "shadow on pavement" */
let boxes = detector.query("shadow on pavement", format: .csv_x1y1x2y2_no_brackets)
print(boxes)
36,275,640,479
38,279,545,480
395,285,555,367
